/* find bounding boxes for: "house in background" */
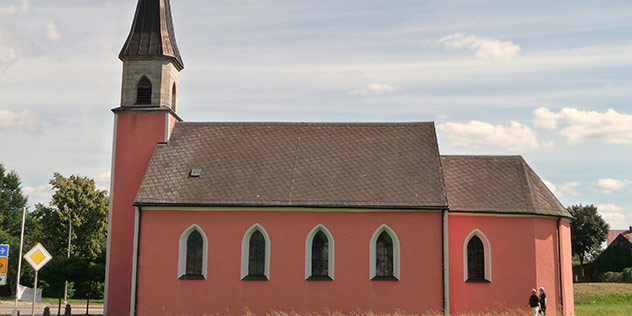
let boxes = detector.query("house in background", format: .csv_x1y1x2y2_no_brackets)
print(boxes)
104,1,575,315
607,227,632,247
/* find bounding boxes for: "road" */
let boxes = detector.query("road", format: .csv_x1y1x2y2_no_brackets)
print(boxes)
0,303,103,316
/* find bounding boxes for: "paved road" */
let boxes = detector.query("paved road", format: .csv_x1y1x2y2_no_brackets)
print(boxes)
0,304,103,316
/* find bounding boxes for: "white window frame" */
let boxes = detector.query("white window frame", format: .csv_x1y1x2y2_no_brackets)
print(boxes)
369,224,400,280
177,224,208,279
305,224,335,280
463,229,492,282
241,223,271,280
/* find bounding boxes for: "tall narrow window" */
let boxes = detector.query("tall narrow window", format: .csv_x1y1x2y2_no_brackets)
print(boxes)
311,231,328,276
369,225,400,280
241,224,270,280
376,231,393,277
171,83,177,111
186,230,203,275
305,225,335,280
136,76,152,104
467,236,484,280
248,231,265,277
464,229,491,282
178,224,208,280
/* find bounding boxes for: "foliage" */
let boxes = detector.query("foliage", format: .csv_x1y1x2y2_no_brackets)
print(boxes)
31,173,108,262
568,204,609,274
39,256,105,298
595,242,632,274
0,163,28,235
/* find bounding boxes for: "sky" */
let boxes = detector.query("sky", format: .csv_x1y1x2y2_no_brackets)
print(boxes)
1,0,631,229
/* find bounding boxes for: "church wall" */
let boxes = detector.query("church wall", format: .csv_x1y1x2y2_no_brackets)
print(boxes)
134,209,444,315
534,217,561,315
448,214,542,314
559,220,575,316
106,112,173,316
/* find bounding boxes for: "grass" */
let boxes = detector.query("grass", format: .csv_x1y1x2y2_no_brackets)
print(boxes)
574,283,632,316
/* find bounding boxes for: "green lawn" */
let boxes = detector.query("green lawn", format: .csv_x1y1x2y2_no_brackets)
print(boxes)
574,283,632,316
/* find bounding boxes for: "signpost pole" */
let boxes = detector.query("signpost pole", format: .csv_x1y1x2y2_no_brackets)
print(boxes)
31,270,37,316
13,206,27,316
64,205,71,305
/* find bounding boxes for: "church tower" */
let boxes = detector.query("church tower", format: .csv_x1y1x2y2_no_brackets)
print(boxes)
106,0,183,315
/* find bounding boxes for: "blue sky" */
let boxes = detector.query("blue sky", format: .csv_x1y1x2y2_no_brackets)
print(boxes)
1,0,631,228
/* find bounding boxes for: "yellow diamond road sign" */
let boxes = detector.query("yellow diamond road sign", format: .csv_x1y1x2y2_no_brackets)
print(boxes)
24,243,52,271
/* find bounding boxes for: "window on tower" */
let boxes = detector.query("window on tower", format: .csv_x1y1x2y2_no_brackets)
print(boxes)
136,76,152,104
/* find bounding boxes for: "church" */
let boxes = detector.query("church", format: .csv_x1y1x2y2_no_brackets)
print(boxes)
104,1,575,315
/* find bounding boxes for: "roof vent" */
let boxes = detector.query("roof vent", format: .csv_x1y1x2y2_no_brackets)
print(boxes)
189,168,202,178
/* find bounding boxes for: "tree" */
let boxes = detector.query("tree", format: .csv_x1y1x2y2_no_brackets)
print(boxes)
32,173,108,262
569,204,609,278
32,173,108,299
0,163,32,296
0,163,28,235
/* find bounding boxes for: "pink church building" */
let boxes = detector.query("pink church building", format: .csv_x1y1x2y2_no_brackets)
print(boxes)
105,1,574,315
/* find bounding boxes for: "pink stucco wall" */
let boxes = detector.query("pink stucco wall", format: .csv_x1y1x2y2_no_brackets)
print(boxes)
134,210,444,315
106,112,172,316
449,214,573,316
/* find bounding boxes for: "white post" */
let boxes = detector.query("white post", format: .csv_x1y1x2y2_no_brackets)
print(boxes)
64,205,72,305
31,270,38,316
13,206,27,316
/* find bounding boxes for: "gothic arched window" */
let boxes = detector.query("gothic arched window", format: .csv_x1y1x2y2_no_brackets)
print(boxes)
305,225,335,280
178,224,208,280
136,76,152,104
467,236,485,281
186,230,203,275
376,231,394,277
370,225,400,280
464,229,492,283
241,224,270,280
311,231,329,276
248,230,265,276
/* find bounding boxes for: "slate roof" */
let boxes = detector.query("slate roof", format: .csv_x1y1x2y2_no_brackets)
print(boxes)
441,155,571,217
135,122,448,208
119,0,184,70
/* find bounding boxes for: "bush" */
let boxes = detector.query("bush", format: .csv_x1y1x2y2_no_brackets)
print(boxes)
623,267,632,283
600,271,624,283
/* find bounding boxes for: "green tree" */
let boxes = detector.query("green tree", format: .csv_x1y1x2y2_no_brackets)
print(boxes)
32,173,108,261
0,163,28,235
569,204,610,278
0,163,33,296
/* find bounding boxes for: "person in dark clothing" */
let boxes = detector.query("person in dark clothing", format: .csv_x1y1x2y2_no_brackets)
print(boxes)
526,288,540,316
538,287,547,315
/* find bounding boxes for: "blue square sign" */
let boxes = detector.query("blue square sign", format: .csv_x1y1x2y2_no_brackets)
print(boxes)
0,244,8,257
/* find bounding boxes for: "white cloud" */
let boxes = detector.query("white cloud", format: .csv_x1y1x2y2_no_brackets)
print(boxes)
597,178,631,194
0,25,21,68
597,204,626,221
437,33,521,62
533,107,632,145
435,114,450,121
95,171,111,192
0,0,29,16
559,181,581,196
544,180,581,197
348,83,397,96
23,184,53,207
46,20,61,43
437,120,545,152
0,109,38,133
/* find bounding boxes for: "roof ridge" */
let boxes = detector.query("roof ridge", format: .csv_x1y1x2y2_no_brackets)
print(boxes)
287,123,304,203
514,156,537,213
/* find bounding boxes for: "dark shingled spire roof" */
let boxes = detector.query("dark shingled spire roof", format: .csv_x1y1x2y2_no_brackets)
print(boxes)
119,0,184,70
441,155,571,217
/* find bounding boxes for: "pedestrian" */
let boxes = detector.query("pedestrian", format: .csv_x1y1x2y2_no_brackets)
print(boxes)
526,288,540,316
538,287,547,315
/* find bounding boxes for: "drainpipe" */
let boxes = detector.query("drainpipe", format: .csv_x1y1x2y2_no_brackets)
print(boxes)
557,217,563,314
442,210,450,315
130,206,142,316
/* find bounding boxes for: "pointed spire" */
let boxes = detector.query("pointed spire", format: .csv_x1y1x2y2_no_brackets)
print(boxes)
119,0,184,70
